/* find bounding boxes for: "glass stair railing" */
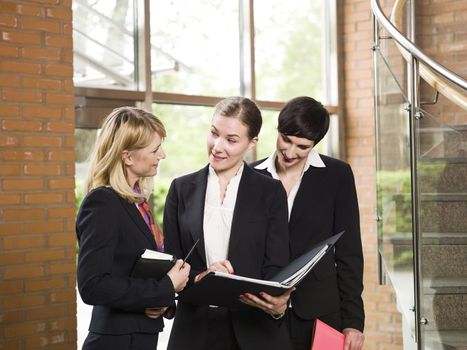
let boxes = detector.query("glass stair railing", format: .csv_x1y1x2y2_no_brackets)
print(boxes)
372,0,467,349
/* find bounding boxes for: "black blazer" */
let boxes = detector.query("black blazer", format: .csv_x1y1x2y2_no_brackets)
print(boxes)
76,186,175,335
252,155,365,332
163,164,293,350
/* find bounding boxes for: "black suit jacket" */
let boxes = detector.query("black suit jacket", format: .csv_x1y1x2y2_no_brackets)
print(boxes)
76,186,175,335
163,164,293,350
252,155,365,332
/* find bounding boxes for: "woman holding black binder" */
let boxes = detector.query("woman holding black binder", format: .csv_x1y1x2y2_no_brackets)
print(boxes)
76,107,190,350
164,96,294,350
251,96,365,350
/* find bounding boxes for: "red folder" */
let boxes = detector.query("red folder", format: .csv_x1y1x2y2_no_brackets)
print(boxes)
310,319,345,350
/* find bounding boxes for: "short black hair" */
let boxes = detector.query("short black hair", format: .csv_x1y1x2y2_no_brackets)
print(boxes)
278,96,330,145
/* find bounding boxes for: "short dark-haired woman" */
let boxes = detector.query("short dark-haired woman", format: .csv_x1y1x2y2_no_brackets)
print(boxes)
252,96,365,350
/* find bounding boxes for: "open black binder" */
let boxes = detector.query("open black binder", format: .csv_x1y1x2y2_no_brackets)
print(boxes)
178,231,344,308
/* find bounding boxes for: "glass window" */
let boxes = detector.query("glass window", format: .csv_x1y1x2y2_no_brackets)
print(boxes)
154,104,212,178
152,104,213,224
150,1,240,96
74,128,98,210
256,109,278,160
254,0,323,102
73,0,136,88
75,3,339,347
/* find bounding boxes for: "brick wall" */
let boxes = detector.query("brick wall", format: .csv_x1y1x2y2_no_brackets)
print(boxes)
416,0,467,127
340,1,403,349
0,1,76,349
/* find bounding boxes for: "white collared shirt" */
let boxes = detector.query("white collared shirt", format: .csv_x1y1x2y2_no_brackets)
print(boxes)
254,149,326,220
203,164,244,267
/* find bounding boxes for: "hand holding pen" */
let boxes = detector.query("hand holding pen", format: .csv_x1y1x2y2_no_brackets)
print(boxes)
167,259,190,292
167,239,199,292
181,238,199,269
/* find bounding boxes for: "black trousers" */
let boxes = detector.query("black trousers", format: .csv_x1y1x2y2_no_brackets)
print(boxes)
204,307,241,350
286,309,341,350
82,332,159,350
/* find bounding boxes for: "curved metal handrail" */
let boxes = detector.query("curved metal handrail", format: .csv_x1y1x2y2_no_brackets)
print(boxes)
389,0,467,110
371,0,467,110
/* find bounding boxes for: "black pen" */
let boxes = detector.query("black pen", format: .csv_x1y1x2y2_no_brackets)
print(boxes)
181,238,199,269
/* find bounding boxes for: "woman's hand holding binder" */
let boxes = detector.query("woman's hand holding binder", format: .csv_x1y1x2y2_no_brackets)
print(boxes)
239,287,295,318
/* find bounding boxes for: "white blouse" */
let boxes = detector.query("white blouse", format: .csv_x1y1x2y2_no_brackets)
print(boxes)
254,149,326,220
203,164,244,267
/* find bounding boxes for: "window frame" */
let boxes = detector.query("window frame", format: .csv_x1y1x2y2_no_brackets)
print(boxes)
73,0,341,158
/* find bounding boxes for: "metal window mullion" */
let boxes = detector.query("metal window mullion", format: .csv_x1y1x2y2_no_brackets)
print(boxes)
238,0,255,99
249,0,256,101
335,0,346,160
135,0,152,110
322,0,339,158
322,0,337,106
239,0,257,162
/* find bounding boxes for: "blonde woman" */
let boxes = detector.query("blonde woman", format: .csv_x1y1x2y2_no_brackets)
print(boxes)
76,107,190,350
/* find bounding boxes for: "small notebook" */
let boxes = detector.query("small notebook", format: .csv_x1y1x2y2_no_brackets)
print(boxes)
130,249,176,280
310,319,345,350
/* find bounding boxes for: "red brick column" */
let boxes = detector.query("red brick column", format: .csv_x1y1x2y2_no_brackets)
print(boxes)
340,1,403,349
0,1,76,349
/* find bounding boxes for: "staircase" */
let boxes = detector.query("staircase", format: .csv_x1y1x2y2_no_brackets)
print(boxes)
372,0,467,348
418,123,467,350
390,121,467,349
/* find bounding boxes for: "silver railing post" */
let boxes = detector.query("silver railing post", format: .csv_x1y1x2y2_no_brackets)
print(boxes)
408,52,423,348
372,13,386,287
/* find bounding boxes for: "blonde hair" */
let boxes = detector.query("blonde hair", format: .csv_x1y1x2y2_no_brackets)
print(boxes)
85,107,166,202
